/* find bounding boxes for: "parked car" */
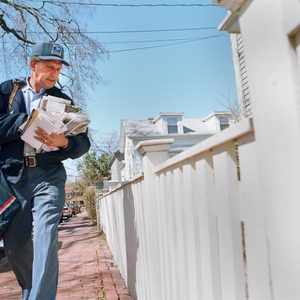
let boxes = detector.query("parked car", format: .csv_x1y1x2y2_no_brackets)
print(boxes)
66,203,81,215
61,205,72,220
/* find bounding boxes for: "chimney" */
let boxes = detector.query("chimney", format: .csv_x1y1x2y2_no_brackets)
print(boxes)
148,116,154,124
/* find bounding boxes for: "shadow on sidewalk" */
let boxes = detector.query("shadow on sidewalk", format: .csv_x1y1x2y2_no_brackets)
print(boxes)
58,233,100,250
0,212,133,300
59,223,94,231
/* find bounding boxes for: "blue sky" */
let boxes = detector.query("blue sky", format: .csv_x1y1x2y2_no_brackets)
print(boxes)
84,1,237,137
65,1,237,177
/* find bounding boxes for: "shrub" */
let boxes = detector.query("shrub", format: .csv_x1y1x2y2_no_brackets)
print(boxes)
83,186,97,224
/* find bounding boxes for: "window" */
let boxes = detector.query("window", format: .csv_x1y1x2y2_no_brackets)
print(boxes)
219,117,229,131
167,117,178,134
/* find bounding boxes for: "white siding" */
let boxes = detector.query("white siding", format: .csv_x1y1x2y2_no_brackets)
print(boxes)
231,34,252,118
124,136,143,180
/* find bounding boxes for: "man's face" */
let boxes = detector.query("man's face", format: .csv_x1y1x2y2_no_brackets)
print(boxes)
30,59,63,91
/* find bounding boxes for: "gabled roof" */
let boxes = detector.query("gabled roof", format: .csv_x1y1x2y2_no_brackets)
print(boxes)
114,150,125,161
110,150,125,165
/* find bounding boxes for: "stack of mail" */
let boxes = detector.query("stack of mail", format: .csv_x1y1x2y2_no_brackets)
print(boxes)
42,95,90,135
62,111,90,136
20,95,90,151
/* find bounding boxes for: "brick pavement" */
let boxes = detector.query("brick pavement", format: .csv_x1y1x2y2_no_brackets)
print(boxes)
0,212,133,300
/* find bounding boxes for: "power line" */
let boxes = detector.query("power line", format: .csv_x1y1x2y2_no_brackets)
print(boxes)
109,34,225,53
20,26,217,34
85,26,217,34
0,33,225,47
102,36,216,44
26,1,219,7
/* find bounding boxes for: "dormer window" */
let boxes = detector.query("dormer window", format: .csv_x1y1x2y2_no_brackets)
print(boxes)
167,117,178,134
219,116,229,131
153,113,183,134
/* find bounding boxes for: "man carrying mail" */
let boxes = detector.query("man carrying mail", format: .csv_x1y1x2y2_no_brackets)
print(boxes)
0,42,90,299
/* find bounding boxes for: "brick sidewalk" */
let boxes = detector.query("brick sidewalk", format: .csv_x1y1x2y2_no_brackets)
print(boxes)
0,212,133,300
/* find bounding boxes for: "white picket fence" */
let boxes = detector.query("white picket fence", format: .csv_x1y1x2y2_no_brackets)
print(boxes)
98,1,300,298
99,118,274,300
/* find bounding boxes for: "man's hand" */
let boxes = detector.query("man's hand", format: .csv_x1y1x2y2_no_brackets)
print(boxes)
34,127,68,148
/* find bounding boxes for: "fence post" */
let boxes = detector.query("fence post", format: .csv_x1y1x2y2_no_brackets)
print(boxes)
214,0,300,297
234,2,300,298
136,139,174,300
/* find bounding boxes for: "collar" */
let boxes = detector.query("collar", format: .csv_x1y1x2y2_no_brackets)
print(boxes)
22,77,46,95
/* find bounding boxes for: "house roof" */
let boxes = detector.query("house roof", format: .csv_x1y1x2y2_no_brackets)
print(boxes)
119,111,233,152
153,112,184,123
201,111,234,122
181,119,215,134
114,150,124,161
121,119,161,138
213,0,250,33
110,150,125,165
120,119,161,152
213,0,248,12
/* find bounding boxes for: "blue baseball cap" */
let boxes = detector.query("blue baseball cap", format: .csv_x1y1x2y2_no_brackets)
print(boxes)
31,42,70,66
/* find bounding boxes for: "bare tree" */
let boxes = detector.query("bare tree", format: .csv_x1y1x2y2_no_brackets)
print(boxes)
220,91,246,123
0,0,108,106
88,129,119,155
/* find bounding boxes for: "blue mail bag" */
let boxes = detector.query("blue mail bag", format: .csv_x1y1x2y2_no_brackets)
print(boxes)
0,169,20,239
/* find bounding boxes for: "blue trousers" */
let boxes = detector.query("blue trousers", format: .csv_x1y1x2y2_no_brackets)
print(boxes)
3,164,66,300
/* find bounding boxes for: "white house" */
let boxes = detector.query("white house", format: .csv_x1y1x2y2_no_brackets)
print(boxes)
111,111,235,181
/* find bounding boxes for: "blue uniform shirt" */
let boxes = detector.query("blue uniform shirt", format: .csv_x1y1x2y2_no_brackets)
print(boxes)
21,77,46,114
21,77,45,155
